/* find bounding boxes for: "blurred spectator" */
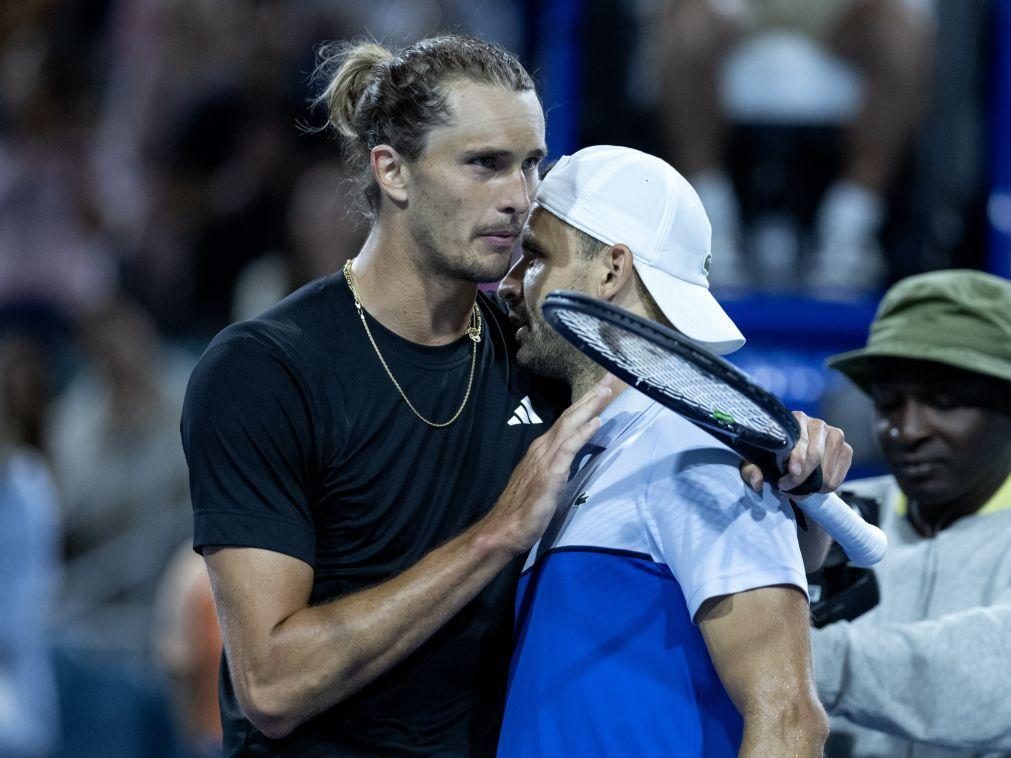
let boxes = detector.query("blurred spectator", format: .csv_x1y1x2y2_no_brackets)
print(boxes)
0,334,53,453
152,544,223,758
139,86,294,333
231,161,363,322
51,646,180,758
47,296,194,654
95,0,360,335
0,0,118,315
654,0,934,292
0,337,61,757
812,270,1011,756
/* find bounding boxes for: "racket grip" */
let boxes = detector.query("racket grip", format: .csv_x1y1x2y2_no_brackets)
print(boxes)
792,492,887,568
785,466,823,496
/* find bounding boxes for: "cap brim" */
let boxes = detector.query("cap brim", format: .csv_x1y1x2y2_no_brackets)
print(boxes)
827,343,1011,392
824,348,880,392
636,265,746,355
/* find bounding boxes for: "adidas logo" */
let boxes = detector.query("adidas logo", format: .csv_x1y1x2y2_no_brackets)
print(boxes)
507,396,543,426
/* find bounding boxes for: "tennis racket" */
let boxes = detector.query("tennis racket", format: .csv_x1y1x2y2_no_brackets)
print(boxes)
541,290,886,568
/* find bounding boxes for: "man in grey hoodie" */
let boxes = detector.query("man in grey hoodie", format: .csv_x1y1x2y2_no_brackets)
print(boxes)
812,269,1011,757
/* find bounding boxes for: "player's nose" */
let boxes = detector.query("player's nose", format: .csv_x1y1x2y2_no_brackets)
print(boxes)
498,259,524,308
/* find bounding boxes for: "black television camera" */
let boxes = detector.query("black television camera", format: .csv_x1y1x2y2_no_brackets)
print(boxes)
807,492,882,628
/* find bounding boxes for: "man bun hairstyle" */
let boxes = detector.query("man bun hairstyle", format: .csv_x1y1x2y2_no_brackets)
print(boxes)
319,43,395,143
313,35,535,221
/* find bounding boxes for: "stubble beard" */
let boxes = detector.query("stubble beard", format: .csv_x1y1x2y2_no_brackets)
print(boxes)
410,205,515,284
518,315,597,394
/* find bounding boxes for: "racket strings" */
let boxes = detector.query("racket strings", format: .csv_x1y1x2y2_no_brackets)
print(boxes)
558,310,788,446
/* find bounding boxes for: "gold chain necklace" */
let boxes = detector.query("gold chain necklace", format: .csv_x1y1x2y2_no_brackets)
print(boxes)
343,258,482,428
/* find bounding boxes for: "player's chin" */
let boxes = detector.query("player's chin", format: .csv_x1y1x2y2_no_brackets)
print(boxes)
895,475,956,508
516,342,549,374
463,247,512,283
516,340,564,379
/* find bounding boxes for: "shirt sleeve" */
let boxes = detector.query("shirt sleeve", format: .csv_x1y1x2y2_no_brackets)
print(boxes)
812,589,1011,750
181,331,320,566
640,430,808,621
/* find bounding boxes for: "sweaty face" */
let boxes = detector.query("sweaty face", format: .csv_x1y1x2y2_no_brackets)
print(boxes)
498,206,594,380
405,81,546,283
869,360,1011,510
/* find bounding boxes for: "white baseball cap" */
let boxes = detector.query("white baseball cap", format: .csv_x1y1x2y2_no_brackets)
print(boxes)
535,145,746,355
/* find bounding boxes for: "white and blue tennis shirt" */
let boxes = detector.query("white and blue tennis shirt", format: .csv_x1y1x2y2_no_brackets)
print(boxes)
497,388,808,757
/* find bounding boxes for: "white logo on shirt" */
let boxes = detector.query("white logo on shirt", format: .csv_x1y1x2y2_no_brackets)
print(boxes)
507,396,544,426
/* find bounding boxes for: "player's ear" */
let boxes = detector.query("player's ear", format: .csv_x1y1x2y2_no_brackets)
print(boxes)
371,145,409,206
598,244,635,301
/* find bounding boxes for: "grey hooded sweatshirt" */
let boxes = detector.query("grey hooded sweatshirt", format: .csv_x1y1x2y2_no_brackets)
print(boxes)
812,474,1011,758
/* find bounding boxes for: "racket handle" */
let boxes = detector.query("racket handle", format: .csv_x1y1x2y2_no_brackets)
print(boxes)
792,492,888,568
786,466,823,496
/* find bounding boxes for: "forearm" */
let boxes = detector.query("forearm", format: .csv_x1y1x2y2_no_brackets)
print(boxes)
219,523,516,738
795,514,833,573
813,604,1011,749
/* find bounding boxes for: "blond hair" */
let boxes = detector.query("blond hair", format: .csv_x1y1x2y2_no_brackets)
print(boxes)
313,35,535,221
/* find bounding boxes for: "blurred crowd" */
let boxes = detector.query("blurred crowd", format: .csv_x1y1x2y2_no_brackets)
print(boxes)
0,0,1001,755
0,0,374,338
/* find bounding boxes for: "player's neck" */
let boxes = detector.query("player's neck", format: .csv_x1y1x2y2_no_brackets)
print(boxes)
570,365,627,406
349,226,479,346
568,289,643,402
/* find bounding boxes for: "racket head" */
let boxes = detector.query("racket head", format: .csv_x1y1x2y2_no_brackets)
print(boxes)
541,290,800,459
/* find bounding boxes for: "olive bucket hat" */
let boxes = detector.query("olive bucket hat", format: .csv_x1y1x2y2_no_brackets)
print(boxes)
827,269,1011,392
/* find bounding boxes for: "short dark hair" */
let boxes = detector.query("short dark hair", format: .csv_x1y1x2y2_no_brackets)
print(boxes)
313,35,535,221
572,226,608,261
568,225,672,329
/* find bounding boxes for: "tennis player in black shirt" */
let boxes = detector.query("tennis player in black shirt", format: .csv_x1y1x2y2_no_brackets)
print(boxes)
181,34,851,756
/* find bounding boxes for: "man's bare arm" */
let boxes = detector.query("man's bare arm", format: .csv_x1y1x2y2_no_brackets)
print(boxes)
697,585,828,757
795,516,833,573
203,381,612,739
